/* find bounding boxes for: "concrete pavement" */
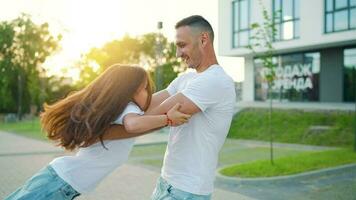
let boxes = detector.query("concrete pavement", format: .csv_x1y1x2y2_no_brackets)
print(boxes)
0,131,254,200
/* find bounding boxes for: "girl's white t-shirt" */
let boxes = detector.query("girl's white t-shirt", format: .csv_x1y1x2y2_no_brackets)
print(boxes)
50,102,143,194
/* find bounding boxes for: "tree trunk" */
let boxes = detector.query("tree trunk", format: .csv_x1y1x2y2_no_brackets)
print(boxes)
268,84,274,165
17,72,23,121
354,67,356,152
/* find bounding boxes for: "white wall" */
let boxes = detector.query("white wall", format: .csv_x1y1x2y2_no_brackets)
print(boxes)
219,0,356,57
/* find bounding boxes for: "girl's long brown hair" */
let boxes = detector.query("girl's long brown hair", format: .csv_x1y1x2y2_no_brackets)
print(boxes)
41,64,152,151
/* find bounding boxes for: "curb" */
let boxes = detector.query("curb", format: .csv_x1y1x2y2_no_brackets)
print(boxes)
216,163,356,185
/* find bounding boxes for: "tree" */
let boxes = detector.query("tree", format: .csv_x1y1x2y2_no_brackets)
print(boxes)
0,21,17,113
43,75,74,104
248,0,278,164
0,13,61,118
148,41,186,90
74,35,143,88
76,33,186,91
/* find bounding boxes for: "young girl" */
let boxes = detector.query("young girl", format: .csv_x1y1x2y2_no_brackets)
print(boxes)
5,64,190,200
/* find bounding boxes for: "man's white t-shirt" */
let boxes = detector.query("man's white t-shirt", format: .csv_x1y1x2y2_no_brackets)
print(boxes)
50,102,143,194
163,64,236,195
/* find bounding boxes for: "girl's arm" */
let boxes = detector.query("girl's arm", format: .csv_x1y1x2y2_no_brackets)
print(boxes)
102,125,161,140
123,114,168,134
124,103,190,134
102,103,190,140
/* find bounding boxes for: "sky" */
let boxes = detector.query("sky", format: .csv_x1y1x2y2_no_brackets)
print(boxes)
0,0,244,82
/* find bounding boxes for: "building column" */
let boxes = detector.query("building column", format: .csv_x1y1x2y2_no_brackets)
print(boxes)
320,47,343,102
242,56,255,101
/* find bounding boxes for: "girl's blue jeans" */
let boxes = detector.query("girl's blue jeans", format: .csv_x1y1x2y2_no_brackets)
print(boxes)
4,165,80,200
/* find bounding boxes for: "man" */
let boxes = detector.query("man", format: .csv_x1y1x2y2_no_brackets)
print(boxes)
104,15,235,199
147,15,236,199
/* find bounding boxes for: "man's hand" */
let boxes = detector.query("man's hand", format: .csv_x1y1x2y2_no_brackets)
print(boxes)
167,103,191,126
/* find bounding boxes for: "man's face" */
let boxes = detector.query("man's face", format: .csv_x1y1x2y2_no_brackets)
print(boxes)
175,26,202,69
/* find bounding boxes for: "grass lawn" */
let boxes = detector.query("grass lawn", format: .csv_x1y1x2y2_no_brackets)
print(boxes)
129,143,311,169
220,148,356,178
130,144,167,157
228,108,355,147
219,147,305,166
0,117,47,140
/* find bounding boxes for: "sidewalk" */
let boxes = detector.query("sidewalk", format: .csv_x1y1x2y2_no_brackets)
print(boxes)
0,131,254,200
236,101,355,111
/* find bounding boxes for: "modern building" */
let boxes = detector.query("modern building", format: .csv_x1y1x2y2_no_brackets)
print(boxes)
219,0,356,103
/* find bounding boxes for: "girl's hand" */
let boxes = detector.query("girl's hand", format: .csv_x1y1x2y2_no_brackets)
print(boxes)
166,103,191,126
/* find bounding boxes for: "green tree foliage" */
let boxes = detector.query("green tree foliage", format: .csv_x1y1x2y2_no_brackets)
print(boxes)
0,14,61,117
76,33,186,91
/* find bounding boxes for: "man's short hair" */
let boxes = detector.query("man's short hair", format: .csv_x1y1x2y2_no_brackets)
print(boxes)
175,15,214,42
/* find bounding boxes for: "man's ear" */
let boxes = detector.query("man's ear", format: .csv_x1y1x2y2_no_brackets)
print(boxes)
201,32,209,47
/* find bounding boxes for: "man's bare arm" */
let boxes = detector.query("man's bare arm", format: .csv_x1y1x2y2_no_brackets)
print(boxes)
147,92,201,116
146,90,171,113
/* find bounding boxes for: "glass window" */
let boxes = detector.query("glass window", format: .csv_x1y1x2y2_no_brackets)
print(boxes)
282,21,294,40
326,0,333,11
344,48,356,102
295,0,300,18
240,0,248,29
274,0,282,23
345,49,356,66
239,31,249,46
294,20,300,38
351,0,356,6
254,52,320,102
325,0,356,33
351,8,356,28
334,10,348,30
305,53,320,74
273,0,300,41
326,13,333,32
232,0,250,48
274,24,281,39
335,0,348,9
233,3,239,30
274,0,281,12
233,33,239,47
283,0,293,21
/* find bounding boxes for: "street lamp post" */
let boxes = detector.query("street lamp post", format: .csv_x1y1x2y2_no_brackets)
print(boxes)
155,21,163,91
17,72,23,120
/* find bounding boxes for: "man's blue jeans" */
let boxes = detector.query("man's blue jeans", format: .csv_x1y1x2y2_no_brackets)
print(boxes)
151,177,211,200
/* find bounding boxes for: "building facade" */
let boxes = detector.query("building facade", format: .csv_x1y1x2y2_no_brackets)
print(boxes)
219,0,356,102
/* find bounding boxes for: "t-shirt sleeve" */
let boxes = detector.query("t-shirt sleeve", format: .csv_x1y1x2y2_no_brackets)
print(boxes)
166,75,181,96
181,75,225,112
112,102,144,125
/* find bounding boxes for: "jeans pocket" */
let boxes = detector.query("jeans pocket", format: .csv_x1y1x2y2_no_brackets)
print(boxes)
168,187,191,200
60,184,80,200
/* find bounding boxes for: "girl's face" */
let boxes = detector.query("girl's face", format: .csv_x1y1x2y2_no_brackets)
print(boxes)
133,79,149,110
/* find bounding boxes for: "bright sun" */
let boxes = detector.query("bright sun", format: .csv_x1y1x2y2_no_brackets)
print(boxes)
42,0,132,81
